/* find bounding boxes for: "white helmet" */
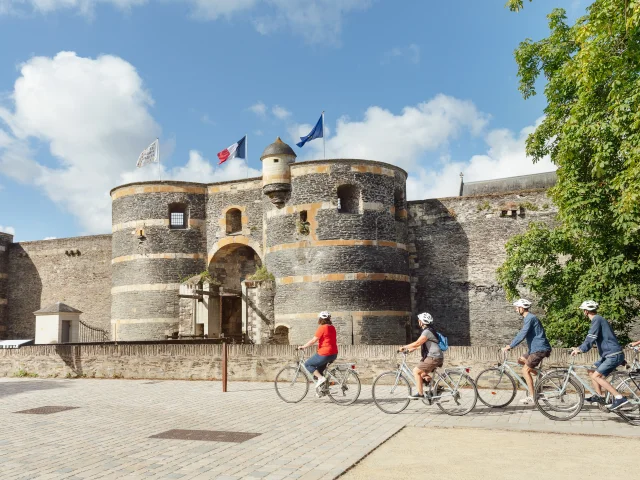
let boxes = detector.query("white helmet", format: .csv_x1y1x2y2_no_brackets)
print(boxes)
579,300,599,311
318,311,331,319
417,312,433,325
513,299,532,309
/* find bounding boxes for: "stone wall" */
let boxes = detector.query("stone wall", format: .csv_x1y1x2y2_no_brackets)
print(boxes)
0,232,13,338
0,343,619,383
5,235,112,339
407,190,558,346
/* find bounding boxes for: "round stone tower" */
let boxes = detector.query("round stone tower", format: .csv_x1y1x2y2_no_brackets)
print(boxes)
261,137,296,207
262,143,411,345
110,181,207,340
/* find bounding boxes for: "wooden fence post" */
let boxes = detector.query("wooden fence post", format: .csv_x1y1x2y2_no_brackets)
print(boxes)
222,340,228,392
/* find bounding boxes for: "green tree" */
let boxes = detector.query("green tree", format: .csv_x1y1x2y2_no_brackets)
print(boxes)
497,0,640,346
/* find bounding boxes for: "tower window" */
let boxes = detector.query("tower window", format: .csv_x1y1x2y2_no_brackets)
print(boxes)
273,158,279,163
169,203,188,229
394,188,405,221
226,208,242,235
337,184,360,214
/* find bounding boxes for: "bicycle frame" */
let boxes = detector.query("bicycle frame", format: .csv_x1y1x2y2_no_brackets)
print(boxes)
289,351,356,395
394,352,470,402
496,352,543,391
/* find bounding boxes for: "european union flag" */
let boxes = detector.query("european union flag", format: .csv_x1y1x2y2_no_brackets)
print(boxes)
296,114,323,148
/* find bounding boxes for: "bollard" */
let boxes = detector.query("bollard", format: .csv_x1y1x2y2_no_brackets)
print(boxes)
222,340,228,392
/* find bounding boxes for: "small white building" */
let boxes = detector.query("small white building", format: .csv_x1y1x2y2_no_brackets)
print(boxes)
34,302,81,344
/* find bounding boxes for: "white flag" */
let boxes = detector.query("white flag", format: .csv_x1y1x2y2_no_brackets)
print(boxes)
136,139,159,168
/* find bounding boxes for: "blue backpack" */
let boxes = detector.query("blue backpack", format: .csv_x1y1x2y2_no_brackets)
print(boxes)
436,332,449,351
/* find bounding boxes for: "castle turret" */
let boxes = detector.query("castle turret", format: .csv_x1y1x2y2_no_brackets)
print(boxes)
260,137,296,207
0,231,13,339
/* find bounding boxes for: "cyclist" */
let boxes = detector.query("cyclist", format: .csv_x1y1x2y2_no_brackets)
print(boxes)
297,311,338,388
502,299,552,405
571,300,628,410
399,312,444,400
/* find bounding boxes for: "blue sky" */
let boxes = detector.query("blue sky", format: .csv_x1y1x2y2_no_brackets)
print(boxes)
0,0,586,241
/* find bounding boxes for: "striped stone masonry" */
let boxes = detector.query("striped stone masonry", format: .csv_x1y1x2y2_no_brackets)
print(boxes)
350,164,396,177
275,273,411,285
111,184,207,200
112,218,206,233
265,239,408,254
111,283,181,294
112,253,204,264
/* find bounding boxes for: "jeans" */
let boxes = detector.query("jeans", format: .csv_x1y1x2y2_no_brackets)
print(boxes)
594,353,625,376
304,353,338,377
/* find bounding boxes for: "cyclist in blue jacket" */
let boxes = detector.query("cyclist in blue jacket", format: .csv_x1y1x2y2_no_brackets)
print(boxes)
502,299,552,405
571,300,628,410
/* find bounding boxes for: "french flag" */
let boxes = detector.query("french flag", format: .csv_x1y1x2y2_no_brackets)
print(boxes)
217,136,246,165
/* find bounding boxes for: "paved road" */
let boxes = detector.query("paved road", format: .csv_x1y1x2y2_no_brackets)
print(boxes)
1,378,638,480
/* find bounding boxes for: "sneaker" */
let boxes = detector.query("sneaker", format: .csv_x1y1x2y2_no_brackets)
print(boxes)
408,393,424,400
519,396,534,405
608,397,629,411
315,376,326,388
585,395,605,404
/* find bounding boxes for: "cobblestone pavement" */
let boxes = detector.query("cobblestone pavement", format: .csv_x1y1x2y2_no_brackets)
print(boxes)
1,378,638,480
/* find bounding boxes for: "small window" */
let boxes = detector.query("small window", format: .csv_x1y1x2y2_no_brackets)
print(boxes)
337,184,360,214
273,158,279,163
300,210,307,223
394,188,405,221
226,208,242,235
169,204,188,229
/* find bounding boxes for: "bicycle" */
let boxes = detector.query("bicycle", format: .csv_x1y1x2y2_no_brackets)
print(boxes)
371,350,477,416
475,350,547,408
274,349,361,405
534,350,640,425
607,346,640,388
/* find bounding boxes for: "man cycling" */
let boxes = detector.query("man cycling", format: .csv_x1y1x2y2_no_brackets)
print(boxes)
399,312,444,400
571,300,628,410
297,311,338,389
502,299,552,405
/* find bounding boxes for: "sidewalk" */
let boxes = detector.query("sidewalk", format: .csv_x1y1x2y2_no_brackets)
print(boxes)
0,378,637,480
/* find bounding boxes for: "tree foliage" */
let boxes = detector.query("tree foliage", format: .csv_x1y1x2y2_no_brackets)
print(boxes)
497,0,640,346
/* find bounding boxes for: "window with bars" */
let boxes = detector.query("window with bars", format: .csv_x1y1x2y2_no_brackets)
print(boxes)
169,204,188,229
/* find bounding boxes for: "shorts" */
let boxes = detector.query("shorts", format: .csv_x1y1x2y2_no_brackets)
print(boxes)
417,357,444,374
593,353,625,376
522,350,551,369
304,353,338,376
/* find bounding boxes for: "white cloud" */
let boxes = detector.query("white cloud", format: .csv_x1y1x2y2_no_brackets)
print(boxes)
292,95,489,172
406,118,556,200
44,236,57,240
0,225,16,236
382,44,420,65
272,105,291,120
0,51,160,234
1,0,371,44
248,101,267,117
121,150,260,184
0,0,146,16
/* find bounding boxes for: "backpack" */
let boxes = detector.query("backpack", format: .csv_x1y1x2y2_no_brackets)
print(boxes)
436,332,449,351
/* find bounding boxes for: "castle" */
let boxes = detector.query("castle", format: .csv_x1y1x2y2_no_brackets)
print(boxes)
0,137,559,346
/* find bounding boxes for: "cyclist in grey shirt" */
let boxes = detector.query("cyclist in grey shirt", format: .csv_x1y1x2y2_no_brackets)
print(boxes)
400,312,444,400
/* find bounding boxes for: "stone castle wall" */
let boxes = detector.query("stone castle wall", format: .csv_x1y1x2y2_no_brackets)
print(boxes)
407,189,558,345
266,161,411,346
0,232,12,338
3,235,112,339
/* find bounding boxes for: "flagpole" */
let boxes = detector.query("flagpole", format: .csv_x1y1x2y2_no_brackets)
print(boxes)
246,134,249,178
322,111,326,160
157,138,161,181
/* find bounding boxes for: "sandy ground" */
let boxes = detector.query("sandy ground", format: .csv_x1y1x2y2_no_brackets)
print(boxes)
340,426,640,480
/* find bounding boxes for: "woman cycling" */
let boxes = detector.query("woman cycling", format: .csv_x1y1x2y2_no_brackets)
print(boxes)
297,311,338,388
400,312,444,399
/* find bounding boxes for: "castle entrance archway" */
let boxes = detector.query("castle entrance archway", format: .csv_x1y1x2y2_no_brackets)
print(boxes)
208,243,261,342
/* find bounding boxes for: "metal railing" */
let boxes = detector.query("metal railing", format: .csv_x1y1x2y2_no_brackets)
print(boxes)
78,320,109,343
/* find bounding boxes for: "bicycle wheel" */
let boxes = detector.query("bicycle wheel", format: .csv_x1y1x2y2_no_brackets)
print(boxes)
475,368,517,408
613,375,640,426
534,371,584,420
435,372,478,416
274,365,309,403
327,368,361,405
372,371,411,414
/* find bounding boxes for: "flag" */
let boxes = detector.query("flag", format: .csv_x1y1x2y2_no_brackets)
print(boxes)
136,139,159,168
296,114,323,148
217,136,246,165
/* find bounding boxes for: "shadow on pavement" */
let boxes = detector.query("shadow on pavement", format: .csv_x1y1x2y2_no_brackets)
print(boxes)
0,380,68,399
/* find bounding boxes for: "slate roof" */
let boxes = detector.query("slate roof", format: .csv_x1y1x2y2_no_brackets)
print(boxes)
34,302,82,314
260,137,296,160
